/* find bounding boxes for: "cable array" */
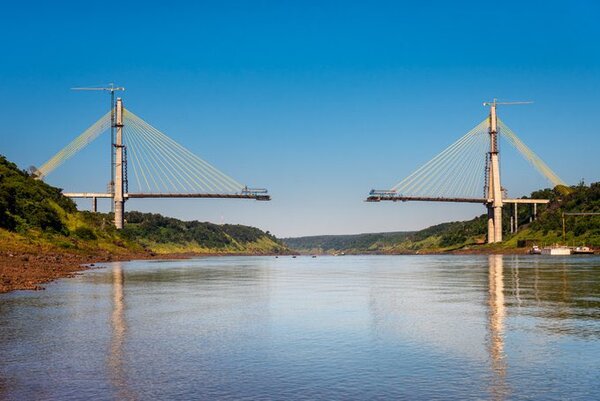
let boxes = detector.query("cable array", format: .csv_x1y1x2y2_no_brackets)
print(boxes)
498,119,566,187
390,119,490,198
37,105,563,199
123,110,245,194
37,111,111,178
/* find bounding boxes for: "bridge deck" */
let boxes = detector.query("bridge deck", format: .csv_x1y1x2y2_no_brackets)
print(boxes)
366,195,487,203
127,193,271,201
366,195,550,204
63,192,270,201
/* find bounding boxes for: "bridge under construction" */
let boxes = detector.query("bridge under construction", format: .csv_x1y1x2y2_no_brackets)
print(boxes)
35,92,270,229
367,100,563,243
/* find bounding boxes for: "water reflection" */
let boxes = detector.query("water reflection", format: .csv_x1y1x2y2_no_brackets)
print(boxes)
0,256,598,400
487,255,508,401
108,262,135,400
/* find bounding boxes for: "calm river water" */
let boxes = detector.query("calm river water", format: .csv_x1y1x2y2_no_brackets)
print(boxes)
1,255,599,400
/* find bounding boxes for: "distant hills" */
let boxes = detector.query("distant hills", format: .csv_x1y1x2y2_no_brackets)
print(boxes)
283,231,414,253
283,218,488,254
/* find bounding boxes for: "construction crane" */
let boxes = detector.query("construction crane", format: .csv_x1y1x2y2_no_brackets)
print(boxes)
482,99,534,107
71,83,125,196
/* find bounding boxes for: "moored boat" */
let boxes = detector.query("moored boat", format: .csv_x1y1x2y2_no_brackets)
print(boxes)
572,246,594,255
529,245,542,255
541,245,571,256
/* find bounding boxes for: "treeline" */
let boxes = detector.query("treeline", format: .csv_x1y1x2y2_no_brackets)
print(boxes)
283,217,489,253
411,216,487,248
283,231,414,252
122,211,279,249
524,182,600,245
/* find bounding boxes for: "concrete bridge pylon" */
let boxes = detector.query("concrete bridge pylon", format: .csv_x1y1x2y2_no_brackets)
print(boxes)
486,101,503,243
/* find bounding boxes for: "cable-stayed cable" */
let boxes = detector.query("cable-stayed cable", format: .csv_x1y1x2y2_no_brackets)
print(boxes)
37,111,111,178
498,119,566,187
390,119,490,198
122,109,245,194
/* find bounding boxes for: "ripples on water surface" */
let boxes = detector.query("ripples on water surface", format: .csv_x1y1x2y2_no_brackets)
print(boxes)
1,255,599,400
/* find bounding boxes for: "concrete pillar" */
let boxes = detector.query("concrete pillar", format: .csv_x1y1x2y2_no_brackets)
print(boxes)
530,205,533,223
493,204,503,242
533,203,537,221
513,203,518,233
487,205,495,243
488,103,503,243
114,98,124,229
92,197,97,213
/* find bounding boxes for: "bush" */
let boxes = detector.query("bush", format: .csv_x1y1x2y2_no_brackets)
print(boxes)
0,155,75,233
73,226,97,240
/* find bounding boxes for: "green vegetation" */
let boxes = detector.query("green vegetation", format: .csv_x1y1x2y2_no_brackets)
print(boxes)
121,211,286,253
0,156,76,234
508,182,600,248
0,155,287,255
283,232,414,253
285,182,600,253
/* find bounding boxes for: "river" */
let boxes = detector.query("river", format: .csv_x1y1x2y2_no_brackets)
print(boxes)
0,255,599,400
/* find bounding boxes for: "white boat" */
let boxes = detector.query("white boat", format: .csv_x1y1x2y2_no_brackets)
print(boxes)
573,246,594,255
529,245,542,255
541,245,571,256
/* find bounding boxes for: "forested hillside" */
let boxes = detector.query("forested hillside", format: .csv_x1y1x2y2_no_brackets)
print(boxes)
0,156,77,233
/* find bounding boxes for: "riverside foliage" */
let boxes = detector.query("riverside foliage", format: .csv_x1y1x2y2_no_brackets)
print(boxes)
0,156,76,233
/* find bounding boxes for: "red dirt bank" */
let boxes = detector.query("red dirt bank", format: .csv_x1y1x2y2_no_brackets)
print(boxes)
0,249,152,293
0,248,292,294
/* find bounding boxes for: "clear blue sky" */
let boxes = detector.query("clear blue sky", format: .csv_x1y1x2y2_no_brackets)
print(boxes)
1,1,598,237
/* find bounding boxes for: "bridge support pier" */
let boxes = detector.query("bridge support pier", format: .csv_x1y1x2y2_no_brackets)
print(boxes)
92,197,97,213
493,205,503,242
487,204,503,243
513,203,518,233
486,102,503,243
487,206,495,243
113,98,125,229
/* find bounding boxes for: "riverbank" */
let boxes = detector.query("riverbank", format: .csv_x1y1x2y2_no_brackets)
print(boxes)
0,248,147,293
4,245,594,293
293,246,533,256
0,248,299,294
